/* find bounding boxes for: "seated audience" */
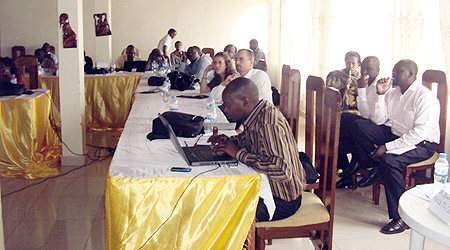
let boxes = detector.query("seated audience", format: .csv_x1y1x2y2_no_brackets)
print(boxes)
170,41,187,70
223,44,237,61
208,77,305,221
249,39,266,69
158,28,177,59
182,46,211,79
336,56,383,189
121,47,140,57
84,51,94,73
200,52,237,103
145,49,165,71
34,49,57,75
115,45,141,69
326,51,361,111
42,43,58,65
352,59,439,234
210,49,272,103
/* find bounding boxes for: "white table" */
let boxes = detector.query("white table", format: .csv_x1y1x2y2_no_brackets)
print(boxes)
399,184,450,250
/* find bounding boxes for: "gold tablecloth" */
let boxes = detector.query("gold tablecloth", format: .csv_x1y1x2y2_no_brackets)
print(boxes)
28,74,141,131
0,91,62,179
105,175,260,250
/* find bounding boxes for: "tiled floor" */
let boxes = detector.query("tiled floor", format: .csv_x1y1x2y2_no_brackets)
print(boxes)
1,131,449,250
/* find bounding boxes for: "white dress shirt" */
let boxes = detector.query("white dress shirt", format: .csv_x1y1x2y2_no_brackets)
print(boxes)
210,68,272,104
356,76,379,120
371,80,440,151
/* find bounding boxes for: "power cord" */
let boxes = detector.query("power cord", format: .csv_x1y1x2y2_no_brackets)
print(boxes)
138,165,221,250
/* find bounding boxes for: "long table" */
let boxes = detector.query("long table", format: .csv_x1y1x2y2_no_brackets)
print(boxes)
105,81,265,249
0,90,62,179
27,72,141,131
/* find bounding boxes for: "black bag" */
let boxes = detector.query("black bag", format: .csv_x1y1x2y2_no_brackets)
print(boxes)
299,152,319,184
148,76,165,86
147,111,205,140
0,83,25,96
167,71,197,91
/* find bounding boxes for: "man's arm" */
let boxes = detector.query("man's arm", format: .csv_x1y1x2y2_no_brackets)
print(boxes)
252,71,273,103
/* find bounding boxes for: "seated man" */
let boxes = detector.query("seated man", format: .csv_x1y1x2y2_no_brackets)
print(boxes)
34,48,57,75
170,41,187,70
208,77,305,221
249,39,266,69
326,51,361,111
352,59,439,234
115,45,141,69
211,49,272,103
182,46,211,79
336,56,383,189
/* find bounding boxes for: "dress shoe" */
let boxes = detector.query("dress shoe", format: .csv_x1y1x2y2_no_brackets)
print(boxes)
348,161,362,175
336,177,353,189
357,168,379,187
380,219,409,234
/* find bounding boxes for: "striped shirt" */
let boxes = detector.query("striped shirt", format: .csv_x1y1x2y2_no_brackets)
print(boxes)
233,100,305,201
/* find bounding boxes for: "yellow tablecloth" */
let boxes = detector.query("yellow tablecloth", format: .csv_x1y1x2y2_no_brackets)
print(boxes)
106,175,260,250
0,91,62,179
27,74,141,131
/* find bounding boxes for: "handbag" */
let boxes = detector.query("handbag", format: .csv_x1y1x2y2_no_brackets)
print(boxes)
0,83,25,96
299,152,319,184
147,111,205,140
167,71,197,91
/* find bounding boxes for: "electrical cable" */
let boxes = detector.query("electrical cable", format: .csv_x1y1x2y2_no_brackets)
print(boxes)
137,165,221,250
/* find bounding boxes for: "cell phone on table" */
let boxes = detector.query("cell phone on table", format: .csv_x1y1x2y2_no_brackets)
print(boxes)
170,167,192,172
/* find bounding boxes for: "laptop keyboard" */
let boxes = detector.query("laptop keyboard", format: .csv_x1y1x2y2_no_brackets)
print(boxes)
188,147,216,161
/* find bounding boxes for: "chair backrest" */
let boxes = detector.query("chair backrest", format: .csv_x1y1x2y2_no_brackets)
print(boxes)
201,47,215,58
12,46,26,60
279,64,291,113
316,87,341,213
422,70,448,153
279,67,301,141
15,55,39,89
305,76,325,168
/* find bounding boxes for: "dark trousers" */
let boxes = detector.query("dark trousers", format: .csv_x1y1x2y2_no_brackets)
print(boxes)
338,112,363,172
352,119,436,219
256,195,302,222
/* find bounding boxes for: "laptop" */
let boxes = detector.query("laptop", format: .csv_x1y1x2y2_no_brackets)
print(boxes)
158,114,238,166
123,61,147,72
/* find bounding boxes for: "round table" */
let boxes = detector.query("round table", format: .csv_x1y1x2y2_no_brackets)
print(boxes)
399,184,450,250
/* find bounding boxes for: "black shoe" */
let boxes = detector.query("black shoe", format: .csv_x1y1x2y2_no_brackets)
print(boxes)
336,177,353,189
380,219,409,234
357,168,379,187
348,161,362,175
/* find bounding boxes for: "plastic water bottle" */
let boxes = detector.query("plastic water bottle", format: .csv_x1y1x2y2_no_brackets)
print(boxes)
204,102,217,132
206,94,215,109
169,95,178,110
110,61,116,73
434,153,449,193
152,60,159,73
161,78,170,103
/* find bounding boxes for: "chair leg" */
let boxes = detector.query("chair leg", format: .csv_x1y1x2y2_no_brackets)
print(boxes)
373,181,380,205
255,236,266,250
351,173,357,190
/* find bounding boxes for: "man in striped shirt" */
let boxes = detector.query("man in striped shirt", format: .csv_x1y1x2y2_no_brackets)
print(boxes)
208,77,305,221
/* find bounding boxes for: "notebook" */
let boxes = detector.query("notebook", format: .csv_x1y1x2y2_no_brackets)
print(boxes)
123,61,147,72
158,113,238,166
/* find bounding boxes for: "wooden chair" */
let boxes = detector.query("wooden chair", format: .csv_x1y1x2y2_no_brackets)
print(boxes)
372,70,447,205
279,64,291,112
279,69,301,141
12,46,26,60
201,47,215,58
255,87,341,250
304,76,326,191
15,55,39,89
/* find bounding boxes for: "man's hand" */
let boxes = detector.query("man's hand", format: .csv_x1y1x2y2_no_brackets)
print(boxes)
370,144,386,161
212,139,239,159
207,134,229,145
357,74,369,88
376,78,392,95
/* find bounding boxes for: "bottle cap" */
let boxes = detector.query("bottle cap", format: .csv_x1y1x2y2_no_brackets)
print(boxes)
171,95,176,99
209,94,213,98
439,153,447,158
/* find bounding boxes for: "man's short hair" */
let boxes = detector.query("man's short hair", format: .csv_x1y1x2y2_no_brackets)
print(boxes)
175,41,182,46
224,77,259,102
345,51,361,64
399,59,418,78
238,49,254,61
168,28,177,35
250,39,258,46
188,46,201,54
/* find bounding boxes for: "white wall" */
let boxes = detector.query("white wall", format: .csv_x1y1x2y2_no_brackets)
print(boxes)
0,0,269,65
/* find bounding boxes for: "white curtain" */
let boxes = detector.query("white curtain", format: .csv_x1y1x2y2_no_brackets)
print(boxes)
440,0,450,155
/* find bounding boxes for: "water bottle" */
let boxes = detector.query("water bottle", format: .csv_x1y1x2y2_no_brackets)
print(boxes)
152,60,158,73
110,61,116,73
10,74,17,84
161,78,170,103
206,94,215,109
169,95,178,110
434,153,449,193
205,102,217,132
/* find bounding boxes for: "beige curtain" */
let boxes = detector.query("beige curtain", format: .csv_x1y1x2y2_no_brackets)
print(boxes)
440,0,450,155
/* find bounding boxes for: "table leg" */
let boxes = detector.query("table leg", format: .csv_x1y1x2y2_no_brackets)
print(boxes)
410,230,425,250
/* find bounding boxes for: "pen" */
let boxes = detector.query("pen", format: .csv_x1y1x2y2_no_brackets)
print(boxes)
193,134,202,147
184,141,189,147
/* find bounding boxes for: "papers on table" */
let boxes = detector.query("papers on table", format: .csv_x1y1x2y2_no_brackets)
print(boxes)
410,183,450,201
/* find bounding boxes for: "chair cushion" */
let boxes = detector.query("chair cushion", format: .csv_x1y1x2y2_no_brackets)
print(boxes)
408,152,439,167
256,192,330,228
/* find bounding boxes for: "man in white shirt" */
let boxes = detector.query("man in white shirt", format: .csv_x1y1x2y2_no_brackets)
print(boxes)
337,56,381,189
157,28,177,59
211,49,272,103
352,59,440,234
